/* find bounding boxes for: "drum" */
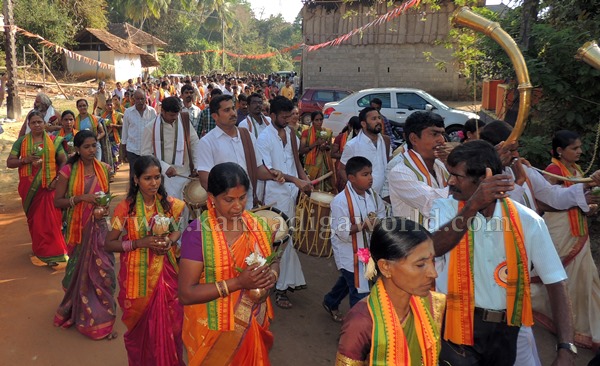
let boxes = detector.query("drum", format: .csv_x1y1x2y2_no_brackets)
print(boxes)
253,206,291,247
182,179,208,219
293,191,335,257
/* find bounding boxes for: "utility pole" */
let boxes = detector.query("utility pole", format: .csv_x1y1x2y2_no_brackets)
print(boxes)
3,0,21,120
221,17,225,71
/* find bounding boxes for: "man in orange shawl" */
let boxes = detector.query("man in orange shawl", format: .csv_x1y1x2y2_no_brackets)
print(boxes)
429,141,576,366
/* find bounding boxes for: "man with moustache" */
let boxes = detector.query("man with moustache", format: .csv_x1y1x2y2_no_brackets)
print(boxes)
196,94,282,210
239,93,272,139
388,111,448,224
122,89,158,176
429,140,575,366
236,93,249,124
141,96,200,206
256,96,312,309
339,107,391,196
181,84,202,131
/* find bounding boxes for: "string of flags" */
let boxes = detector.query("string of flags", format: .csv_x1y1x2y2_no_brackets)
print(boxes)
8,25,115,70
6,0,421,67
175,0,421,58
305,0,421,51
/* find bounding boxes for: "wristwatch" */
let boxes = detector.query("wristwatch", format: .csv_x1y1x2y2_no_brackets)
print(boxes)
556,342,578,355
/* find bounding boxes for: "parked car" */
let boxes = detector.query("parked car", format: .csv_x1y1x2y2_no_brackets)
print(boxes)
323,87,478,140
298,87,353,124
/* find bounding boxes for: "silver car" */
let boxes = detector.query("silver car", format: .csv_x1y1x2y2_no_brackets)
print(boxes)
323,87,478,140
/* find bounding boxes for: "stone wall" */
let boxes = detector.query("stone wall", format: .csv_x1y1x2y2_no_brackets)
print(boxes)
301,1,468,99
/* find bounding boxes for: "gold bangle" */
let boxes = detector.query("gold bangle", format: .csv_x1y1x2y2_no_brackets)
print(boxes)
215,282,223,298
221,280,230,297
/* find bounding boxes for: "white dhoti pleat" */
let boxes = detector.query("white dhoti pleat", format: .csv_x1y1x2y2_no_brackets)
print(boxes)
276,238,306,291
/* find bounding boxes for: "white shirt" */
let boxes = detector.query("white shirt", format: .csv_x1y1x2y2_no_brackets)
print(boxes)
181,104,202,131
113,88,124,99
122,105,157,155
141,115,201,176
330,183,386,272
256,124,300,215
388,149,449,223
340,131,390,195
429,197,567,310
238,115,272,139
506,165,588,212
380,151,405,199
197,126,263,210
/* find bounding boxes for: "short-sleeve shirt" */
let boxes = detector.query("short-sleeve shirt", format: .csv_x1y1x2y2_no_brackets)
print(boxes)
429,197,567,310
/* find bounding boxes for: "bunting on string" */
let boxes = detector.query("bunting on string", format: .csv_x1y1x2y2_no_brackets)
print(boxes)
174,43,303,59
7,25,115,70
174,0,421,59
305,0,421,51
9,0,420,67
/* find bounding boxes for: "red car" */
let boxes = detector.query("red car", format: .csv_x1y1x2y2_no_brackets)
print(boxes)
298,87,353,124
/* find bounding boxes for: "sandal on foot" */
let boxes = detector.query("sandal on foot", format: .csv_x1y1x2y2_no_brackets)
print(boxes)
322,302,343,322
275,291,293,309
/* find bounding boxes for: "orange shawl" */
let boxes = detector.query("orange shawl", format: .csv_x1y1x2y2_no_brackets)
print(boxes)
445,199,533,345
548,158,587,236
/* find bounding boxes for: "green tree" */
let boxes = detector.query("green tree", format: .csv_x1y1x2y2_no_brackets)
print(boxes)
159,53,183,74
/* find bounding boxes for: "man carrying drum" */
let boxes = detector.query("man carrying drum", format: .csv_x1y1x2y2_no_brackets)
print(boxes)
256,96,312,309
141,96,201,227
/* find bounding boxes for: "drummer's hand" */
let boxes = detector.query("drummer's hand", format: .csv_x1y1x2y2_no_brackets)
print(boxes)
237,263,274,290
269,169,285,183
165,166,177,178
189,170,199,178
294,178,313,193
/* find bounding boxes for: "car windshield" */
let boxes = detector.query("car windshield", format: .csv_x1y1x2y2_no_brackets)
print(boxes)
419,91,450,110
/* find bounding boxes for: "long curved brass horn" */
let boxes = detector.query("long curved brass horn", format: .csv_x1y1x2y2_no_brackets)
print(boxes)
452,7,533,143
576,41,600,70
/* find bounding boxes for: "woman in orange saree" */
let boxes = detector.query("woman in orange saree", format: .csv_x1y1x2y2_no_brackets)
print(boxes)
7,110,68,267
105,155,186,365
300,111,335,192
336,217,444,366
179,162,280,366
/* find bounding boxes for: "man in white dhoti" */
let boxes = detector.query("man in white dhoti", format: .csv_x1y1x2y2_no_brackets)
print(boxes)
196,94,282,210
141,96,200,227
256,96,312,309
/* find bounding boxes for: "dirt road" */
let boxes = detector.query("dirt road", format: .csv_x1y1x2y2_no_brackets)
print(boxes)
0,156,595,365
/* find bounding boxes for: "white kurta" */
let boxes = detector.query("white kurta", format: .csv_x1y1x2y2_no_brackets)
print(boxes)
256,124,305,291
388,149,448,224
340,131,390,195
330,182,386,293
196,126,262,210
141,115,201,203
238,114,272,139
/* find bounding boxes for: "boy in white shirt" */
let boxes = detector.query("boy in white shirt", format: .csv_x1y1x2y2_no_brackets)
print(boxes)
323,156,386,322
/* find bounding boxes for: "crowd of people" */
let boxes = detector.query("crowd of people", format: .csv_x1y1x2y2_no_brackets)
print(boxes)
5,72,600,366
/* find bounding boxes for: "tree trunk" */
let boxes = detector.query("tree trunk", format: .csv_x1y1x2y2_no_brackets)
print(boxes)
3,0,21,120
519,0,539,51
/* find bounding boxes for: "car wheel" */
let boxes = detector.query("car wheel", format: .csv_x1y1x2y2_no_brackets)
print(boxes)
301,113,312,125
445,125,463,142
